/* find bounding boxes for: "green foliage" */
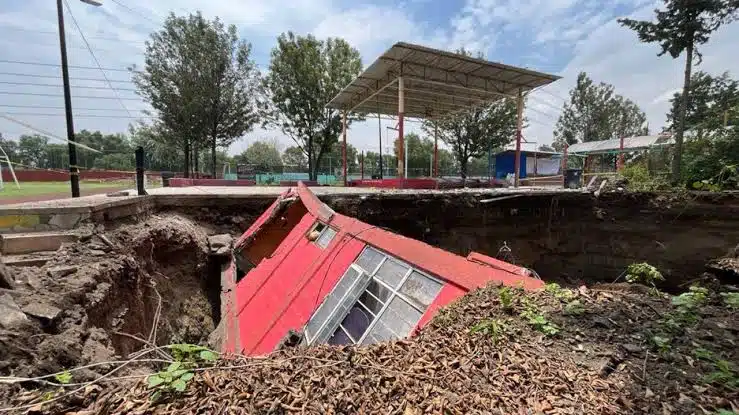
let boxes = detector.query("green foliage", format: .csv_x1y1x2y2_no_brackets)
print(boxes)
714,410,738,415
704,359,739,389
282,146,308,171
620,162,671,191
470,319,510,344
666,71,739,132
564,300,586,315
133,12,259,177
237,140,283,173
147,344,218,398
498,287,514,311
553,72,648,150
721,292,739,310
625,262,664,290
54,370,72,385
672,286,709,310
544,283,575,302
520,299,559,336
650,335,672,354
262,32,362,180
693,347,715,361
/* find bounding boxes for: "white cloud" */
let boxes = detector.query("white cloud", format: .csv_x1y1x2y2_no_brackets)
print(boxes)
524,3,739,146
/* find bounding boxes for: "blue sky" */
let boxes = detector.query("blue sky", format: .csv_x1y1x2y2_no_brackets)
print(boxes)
0,0,738,156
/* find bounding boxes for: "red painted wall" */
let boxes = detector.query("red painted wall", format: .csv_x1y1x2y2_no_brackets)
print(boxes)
234,213,365,355
169,178,256,187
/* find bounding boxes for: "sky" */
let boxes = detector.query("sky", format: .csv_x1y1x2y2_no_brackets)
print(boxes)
0,0,738,157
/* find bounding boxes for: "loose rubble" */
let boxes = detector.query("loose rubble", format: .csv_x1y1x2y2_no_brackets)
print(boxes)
7,282,736,414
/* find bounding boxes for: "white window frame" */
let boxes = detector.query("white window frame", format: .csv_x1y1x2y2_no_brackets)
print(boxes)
309,221,337,249
305,246,443,346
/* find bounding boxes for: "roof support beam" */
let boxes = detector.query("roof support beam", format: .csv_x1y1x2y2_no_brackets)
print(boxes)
347,76,399,113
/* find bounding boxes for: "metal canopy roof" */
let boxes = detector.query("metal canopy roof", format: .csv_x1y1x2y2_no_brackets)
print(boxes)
567,135,674,155
326,42,561,118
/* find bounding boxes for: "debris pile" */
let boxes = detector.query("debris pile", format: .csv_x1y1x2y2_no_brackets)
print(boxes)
9,282,737,414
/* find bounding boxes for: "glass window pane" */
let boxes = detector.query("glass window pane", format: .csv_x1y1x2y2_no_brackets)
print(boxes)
316,227,337,249
339,306,372,341
363,297,422,345
399,271,443,310
304,266,361,340
366,279,391,304
328,327,352,345
358,287,385,315
375,259,408,289
355,247,384,274
312,270,369,344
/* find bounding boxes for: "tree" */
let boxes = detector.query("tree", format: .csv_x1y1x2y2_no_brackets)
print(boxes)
133,12,259,177
423,99,519,179
262,32,362,180
129,122,183,172
17,134,49,167
282,146,308,171
0,134,19,162
667,71,739,133
322,141,357,174
553,72,648,150
619,0,739,183
237,140,283,173
363,152,395,176
538,144,555,152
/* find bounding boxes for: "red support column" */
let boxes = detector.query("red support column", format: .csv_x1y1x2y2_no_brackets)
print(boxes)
617,135,625,172
342,110,347,186
433,122,438,177
514,88,524,187
360,151,364,180
397,76,405,179
562,144,569,188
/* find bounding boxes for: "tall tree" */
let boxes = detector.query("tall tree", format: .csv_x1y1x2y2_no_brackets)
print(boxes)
538,144,555,152
237,140,283,173
282,146,308,171
619,0,739,183
423,99,519,179
553,72,648,150
0,134,19,162
262,32,362,180
129,122,183,172
133,12,259,177
323,141,358,173
667,71,739,133
17,134,49,167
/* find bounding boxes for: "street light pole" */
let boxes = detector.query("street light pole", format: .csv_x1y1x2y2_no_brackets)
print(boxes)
56,0,80,197
56,0,102,197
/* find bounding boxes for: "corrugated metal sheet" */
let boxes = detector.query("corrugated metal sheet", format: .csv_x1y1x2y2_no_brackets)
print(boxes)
567,135,674,154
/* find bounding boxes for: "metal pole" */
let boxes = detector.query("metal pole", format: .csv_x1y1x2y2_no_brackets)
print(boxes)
57,0,80,197
397,74,405,179
377,102,383,179
617,135,625,172
342,110,347,186
514,88,524,188
135,146,147,196
361,151,364,180
433,122,438,177
404,136,408,179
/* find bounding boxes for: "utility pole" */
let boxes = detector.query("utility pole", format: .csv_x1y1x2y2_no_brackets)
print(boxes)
57,0,80,197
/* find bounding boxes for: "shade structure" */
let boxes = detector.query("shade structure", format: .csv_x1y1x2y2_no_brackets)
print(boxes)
326,42,561,118
568,135,674,155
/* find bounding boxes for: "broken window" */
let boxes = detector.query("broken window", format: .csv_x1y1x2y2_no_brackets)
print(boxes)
309,221,337,249
304,246,443,347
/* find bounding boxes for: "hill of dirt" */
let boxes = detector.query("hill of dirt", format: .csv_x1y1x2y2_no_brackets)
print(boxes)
5,280,737,414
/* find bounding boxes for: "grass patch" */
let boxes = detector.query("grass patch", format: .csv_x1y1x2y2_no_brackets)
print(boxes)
0,181,132,198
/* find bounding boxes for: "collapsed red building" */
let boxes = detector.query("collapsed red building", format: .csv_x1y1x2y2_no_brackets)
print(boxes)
220,183,543,356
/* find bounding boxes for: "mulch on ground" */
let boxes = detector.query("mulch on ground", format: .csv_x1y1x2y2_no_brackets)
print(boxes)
7,279,736,414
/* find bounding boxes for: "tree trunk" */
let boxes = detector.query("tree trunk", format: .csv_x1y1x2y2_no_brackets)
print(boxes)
184,138,190,178
672,41,693,184
460,157,468,180
211,136,217,178
307,139,315,181
193,141,200,178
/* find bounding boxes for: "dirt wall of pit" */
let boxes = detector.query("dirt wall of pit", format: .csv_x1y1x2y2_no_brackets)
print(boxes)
326,192,739,290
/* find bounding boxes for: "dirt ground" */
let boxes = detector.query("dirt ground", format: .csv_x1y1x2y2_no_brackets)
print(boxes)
7,281,738,414
0,213,226,402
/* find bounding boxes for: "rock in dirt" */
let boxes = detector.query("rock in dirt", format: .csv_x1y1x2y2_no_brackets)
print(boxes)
208,234,233,256
47,265,78,278
0,260,15,289
22,302,62,322
0,294,28,328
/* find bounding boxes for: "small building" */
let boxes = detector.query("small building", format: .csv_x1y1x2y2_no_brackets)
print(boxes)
492,150,562,180
221,183,543,356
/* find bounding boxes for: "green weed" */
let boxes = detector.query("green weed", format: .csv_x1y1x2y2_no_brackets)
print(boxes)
650,335,672,354
544,283,575,302
625,262,664,291
498,287,514,312
470,319,510,344
704,359,739,389
54,370,72,385
520,300,559,336
564,300,585,315
147,344,218,400
721,292,739,310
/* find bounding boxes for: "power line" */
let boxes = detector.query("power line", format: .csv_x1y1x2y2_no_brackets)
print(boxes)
64,0,132,117
109,0,162,27
0,25,148,45
0,113,101,153
2,112,154,119
0,59,131,72
0,104,143,112
0,71,133,83
0,80,137,92
0,91,141,100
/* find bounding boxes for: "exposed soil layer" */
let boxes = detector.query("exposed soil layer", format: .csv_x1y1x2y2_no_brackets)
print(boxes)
328,191,739,291
17,282,738,414
0,214,221,394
